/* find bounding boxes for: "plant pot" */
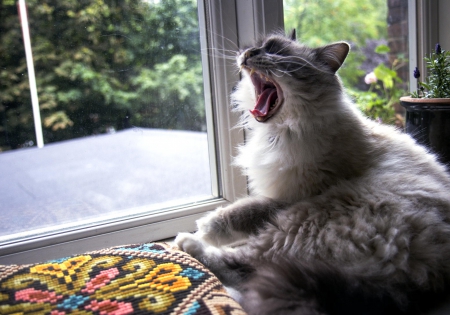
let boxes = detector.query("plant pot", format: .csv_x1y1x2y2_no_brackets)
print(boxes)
400,96,450,165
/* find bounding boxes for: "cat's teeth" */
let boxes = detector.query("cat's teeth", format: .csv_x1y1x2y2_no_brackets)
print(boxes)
270,98,278,109
250,68,255,76
239,65,244,73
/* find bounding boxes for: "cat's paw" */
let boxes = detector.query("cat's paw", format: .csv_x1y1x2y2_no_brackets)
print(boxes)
174,232,206,258
196,209,238,246
195,206,248,247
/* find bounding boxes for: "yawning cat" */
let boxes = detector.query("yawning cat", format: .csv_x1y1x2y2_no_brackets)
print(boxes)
175,30,450,314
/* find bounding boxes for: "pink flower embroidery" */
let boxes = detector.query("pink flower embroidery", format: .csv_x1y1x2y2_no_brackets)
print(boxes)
82,267,119,294
85,299,133,315
15,288,63,304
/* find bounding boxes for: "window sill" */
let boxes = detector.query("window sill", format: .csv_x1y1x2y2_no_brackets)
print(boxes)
0,197,229,264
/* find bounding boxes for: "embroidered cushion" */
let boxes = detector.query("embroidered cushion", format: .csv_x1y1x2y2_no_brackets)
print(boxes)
0,242,246,315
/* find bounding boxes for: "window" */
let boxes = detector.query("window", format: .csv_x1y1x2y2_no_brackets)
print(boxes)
2,0,214,242
0,0,283,264
1,0,216,261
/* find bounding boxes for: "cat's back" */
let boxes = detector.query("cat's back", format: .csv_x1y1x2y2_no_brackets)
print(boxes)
361,119,450,199
285,121,450,274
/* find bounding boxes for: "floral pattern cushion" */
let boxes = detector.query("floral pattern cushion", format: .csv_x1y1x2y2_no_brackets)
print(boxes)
0,242,246,315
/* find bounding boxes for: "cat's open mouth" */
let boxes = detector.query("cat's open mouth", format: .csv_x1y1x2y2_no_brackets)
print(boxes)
241,66,284,122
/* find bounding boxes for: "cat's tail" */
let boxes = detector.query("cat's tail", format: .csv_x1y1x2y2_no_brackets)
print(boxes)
238,257,449,315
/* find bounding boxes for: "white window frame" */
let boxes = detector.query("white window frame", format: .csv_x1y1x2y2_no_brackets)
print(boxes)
409,0,449,92
0,0,284,264
409,0,435,92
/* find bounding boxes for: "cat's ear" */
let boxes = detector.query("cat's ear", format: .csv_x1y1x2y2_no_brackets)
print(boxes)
288,29,296,41
315,42,350,73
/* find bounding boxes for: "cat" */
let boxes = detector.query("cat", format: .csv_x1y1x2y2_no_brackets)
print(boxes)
175,30,450,314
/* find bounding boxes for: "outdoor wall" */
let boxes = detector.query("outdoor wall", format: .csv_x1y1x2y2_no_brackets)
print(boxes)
387,0,408,85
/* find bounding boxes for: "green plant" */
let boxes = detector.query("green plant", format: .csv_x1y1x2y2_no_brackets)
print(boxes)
352,44,406,126
411,43,450,98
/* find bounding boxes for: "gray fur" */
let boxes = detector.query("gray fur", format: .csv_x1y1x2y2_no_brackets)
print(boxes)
175,32,450,314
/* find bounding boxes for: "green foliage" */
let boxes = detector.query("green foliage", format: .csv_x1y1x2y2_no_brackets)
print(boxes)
352,90,393,122
352,45,406,125
0,0,204,151
284,0,387,46
375,44,390,54
131,55,204,130
412,47,450,98
374,63,397,90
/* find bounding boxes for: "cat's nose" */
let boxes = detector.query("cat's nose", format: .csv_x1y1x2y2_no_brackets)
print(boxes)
242,48,260,65
244,48,260,59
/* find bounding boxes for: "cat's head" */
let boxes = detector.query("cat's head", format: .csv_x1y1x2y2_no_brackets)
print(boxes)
235,30,350,123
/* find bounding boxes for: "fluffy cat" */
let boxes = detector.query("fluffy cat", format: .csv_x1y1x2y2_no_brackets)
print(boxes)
175,30,450,314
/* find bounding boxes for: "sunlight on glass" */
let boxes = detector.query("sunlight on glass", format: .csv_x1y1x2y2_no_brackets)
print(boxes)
0,0,212,241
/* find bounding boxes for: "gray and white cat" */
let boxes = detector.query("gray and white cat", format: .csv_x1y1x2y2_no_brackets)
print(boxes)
175,30,450,314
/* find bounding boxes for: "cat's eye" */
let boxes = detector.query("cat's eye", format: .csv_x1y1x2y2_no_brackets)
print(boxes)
263,39,284,55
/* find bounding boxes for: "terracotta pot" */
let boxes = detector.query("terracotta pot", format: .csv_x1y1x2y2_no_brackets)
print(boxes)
400,96,450,165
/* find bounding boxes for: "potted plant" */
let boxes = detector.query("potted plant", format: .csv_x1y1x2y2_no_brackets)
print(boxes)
400,43,450,165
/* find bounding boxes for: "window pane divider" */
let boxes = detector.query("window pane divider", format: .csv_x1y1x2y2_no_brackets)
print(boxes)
18,0,44,148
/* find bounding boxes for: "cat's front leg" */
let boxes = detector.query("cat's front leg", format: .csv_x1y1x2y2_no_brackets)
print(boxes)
194,208,247,246
194,196,287,246
175,232,251,287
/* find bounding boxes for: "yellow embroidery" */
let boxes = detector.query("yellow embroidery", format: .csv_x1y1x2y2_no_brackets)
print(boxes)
2,256,123,296
1,254,194,314
93,259,191,313
30,255,92,284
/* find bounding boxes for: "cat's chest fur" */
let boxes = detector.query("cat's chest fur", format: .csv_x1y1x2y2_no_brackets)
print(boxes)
237,125,326,201
233,88,375,203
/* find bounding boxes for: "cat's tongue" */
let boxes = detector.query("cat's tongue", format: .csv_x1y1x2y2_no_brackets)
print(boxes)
250,87,278,118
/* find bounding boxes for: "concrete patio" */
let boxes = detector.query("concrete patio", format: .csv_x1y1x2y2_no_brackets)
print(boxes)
0,128,212,239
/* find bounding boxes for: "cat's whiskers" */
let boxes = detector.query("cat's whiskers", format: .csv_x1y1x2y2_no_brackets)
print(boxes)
201,47,237,61
273,62,308,73
199,27,239,51
275,55,331,74
270,44,291,57
271,69,292,78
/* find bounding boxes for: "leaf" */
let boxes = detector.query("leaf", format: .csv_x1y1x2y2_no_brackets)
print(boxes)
374,64,396,89
375,44,390,54
44,111,74,131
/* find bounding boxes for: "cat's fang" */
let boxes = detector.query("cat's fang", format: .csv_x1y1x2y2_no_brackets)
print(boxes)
250,68,255,76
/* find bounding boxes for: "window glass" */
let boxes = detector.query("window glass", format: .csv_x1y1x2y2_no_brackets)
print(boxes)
0,0,213,242
284,0,409,127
